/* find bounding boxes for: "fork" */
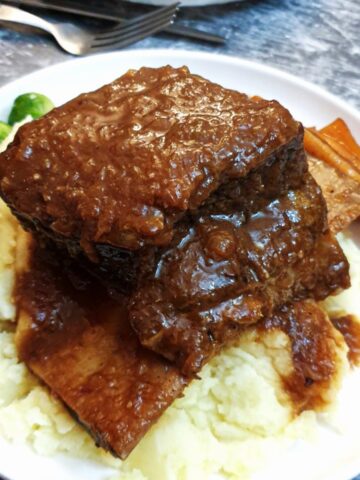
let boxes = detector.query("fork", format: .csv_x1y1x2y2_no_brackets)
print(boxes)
0,3,178,55
3,0,225,44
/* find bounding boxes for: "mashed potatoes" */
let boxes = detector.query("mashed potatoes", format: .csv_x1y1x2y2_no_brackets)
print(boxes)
0,124,358,480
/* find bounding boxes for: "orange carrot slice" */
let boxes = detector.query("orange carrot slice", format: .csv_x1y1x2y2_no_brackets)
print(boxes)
320,134,360,174
320,118,360,159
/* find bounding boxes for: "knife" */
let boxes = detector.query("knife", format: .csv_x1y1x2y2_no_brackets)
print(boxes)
2,0,226,44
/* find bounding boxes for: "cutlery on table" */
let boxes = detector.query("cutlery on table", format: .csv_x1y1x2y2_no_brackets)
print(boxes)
3,0,225,44
0,3,178,54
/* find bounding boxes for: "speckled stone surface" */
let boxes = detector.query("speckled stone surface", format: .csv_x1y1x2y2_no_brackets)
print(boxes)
0,1,359,479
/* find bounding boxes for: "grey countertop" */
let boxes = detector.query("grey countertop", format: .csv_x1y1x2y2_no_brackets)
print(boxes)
0,1,359,479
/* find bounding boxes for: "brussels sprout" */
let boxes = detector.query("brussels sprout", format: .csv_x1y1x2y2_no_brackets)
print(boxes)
0,121,11,143
8,93,54,125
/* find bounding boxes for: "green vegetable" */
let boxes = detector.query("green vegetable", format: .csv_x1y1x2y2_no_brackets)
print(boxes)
0,121,11,143
8,93,54,125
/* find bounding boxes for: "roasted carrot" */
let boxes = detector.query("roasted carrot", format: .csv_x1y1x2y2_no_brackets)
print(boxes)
320,134,360,174
320,118,360,159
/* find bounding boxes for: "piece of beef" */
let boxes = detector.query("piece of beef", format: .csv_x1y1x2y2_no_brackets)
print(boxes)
129,174,349,375
15,231,189,460
0,66,304,289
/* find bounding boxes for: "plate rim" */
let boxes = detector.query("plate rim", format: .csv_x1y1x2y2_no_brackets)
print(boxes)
1,49,360,123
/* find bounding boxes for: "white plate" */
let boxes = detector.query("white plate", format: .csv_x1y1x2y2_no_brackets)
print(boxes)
0,49,360,480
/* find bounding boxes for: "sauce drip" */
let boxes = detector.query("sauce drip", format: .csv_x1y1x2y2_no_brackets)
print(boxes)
261,301,341,412
332,315,360,366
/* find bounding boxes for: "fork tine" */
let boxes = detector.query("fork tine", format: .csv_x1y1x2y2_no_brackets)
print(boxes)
95,4,177,38
93,12,177,45
100,3,179,32
92,16,176,47
92,10,177,48
90,13,176,53
93,4,178,44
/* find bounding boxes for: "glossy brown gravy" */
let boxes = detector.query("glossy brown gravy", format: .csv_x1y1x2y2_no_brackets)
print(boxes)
260,301,343,412
14,236,359,457
15,237,188,459
0,66,302,253
331,315,360,366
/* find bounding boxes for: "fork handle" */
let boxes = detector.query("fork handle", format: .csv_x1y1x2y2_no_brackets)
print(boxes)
0,4,54,35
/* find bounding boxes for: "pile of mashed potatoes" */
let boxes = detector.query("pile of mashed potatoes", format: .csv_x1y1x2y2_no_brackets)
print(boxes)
0,128,358,480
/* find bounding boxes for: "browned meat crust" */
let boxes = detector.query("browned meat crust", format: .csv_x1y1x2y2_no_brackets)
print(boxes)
15,232,188,460
129,174,349,375
0,66,303,270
